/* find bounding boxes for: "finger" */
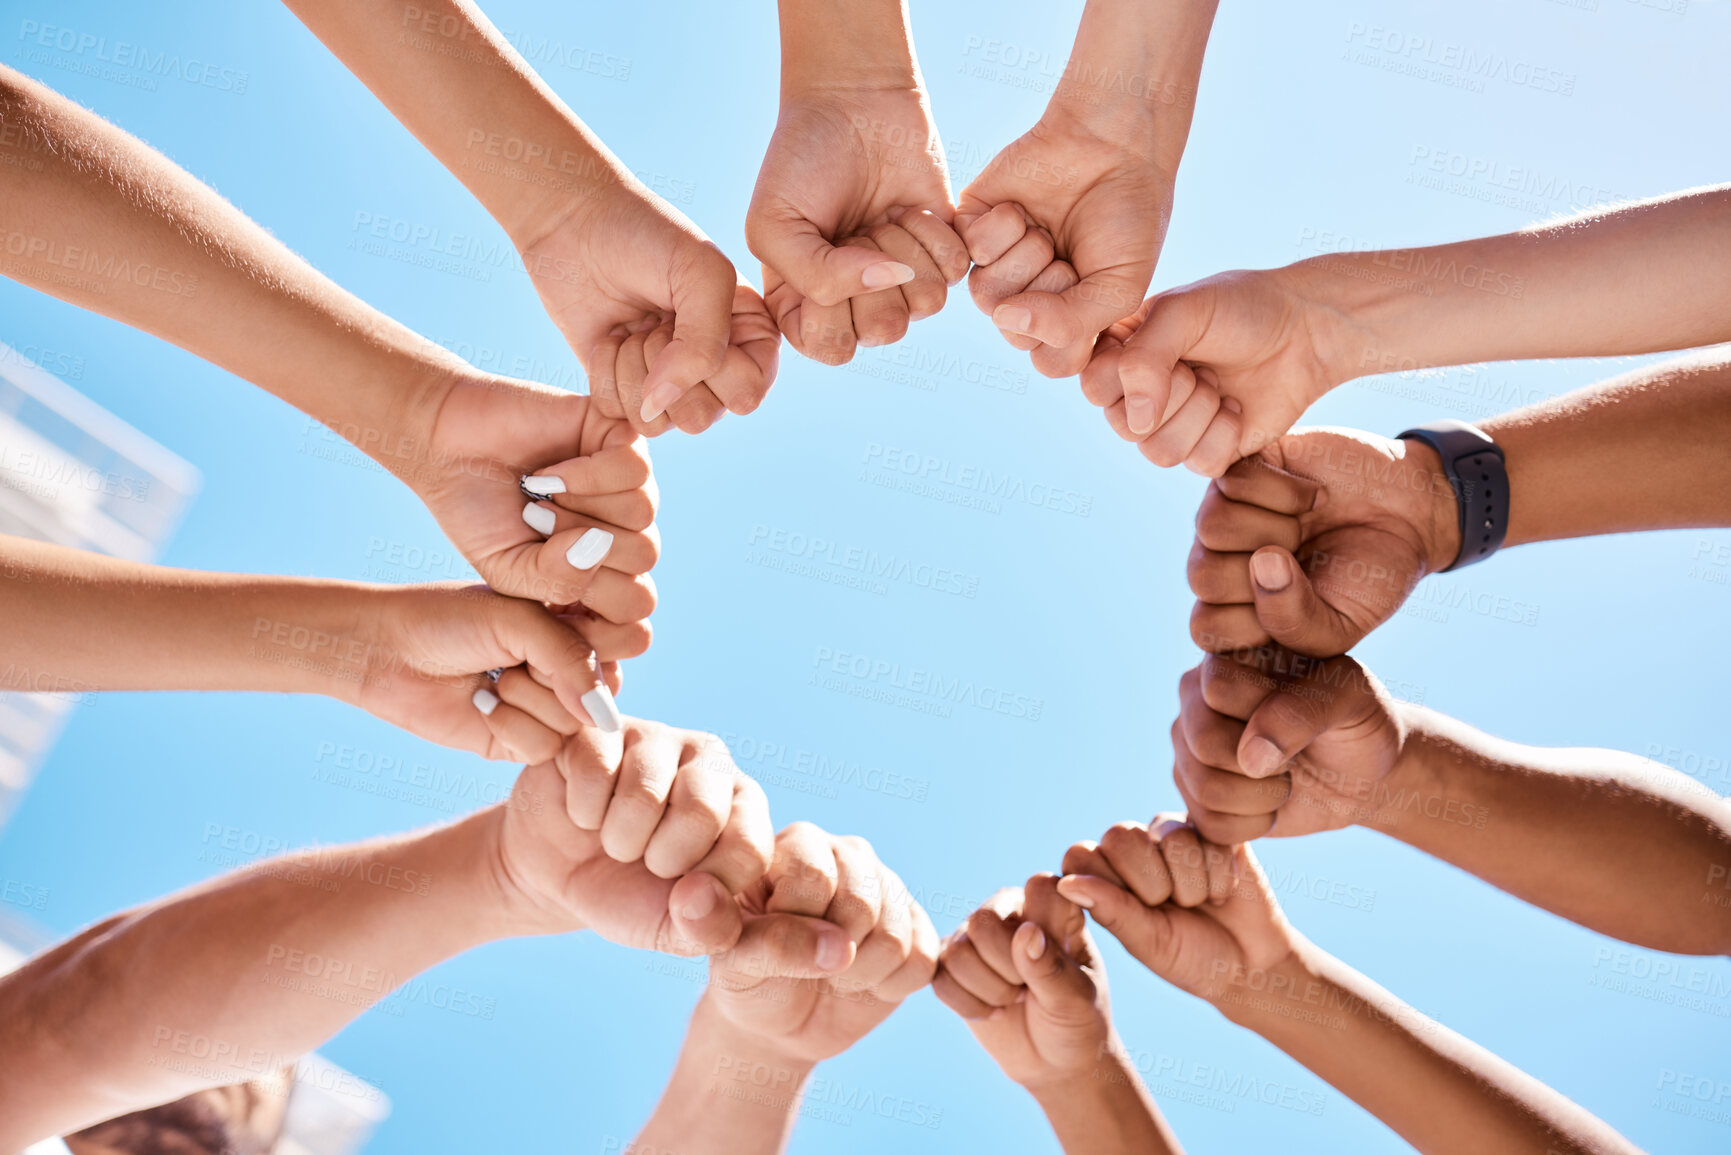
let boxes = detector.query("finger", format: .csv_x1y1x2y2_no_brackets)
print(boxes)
825,834,886,945
748,210,915,307
689,774,775,896
1215,454,1322,516
933,967,996,1021
971,229,1056,319
1175,734,1289,818
568,613,652,664
1012,266,1151,379
1175,674,1246,769
641,247,736,422
1152,818,1210,908
520,440,654,505
1185,404,1247,479
518,503,657,576
665,384,728,435
1097,822,1174,909
1248,546,1370,657
642,736,736,879
1022,872,1087,960
668,871,744,955
600,723,682,863
849,867,915,988
840,237,912,348
965,893,1024,987
607,327,662,438
470,688,564,764
1237,655,1378,779
721,911,856,983
1010,919,1096,1014
1194,487,1303,555
1187,541,1255,606
766,821,839,917
1201,833,1237,907
1174,775,1280,846
877,901,940,1003
892,206,971,284
1079,340,1127,410
1052,874,1174,975
791,293,857,366
496,666,583,736
1119,286,1214,436
572,569,657,629
956,201,1028,267
1140,370,1223,469
1190,600,1271,656
1199,651,1286,720
1059,840,1128,890
554,725,626,830
937,932,1022,1006
869,222,948,321
479,599,618,731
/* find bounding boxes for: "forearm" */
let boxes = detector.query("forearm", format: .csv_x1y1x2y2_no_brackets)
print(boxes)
0,807,527,1147
1297,184,1731,376
0,66,457,444
0,535,397,704
778,0,919,92
1480,350,1731,546
1047,0,1219,164
1366,703,1731,955
1026,1050,1183,1155
1219,942,1639,1155
284,0,630,247
632,996,811,1155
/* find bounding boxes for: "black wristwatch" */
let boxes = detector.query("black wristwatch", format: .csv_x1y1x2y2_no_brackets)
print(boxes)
1396,420,1509,572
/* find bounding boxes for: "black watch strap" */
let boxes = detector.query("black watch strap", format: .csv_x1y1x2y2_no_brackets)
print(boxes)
1396,420,1509,572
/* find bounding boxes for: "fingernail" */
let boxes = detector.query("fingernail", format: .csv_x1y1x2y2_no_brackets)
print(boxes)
1056,878,1096,910
640,381,681,422
680,876,719,922
1023,925,1046,961
1151,816,1189,841
522,502,557,536
815,930,850,973
566,528,613,570
521,474,566,497
1222,397,1243,415
887,205,909,222
1250,550,1291,592
1126,395,1157,435
862,261,915,290
993,304,1033,335
1243,736,1284,777
581,684,623,734
472,688,500,716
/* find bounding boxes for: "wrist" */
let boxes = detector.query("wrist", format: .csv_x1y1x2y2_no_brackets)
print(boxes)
1210,938,1326,1033
1359,704,1452,834
1021,1040,1138,1101
477,803,590,939
1392,437,1464,574
692,992,819,1076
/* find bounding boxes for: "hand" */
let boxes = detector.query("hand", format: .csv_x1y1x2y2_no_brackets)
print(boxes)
747,85,969,366
701,823,939,1065
518,182,781,434
932,874,1114,1091
1057,814,1297,1005
351,582,623,760
409,373,660,655
956,110,1172,380
496,721,774,950
1081,266,1381,473
1188,428,1460,656
1174,652,1406,842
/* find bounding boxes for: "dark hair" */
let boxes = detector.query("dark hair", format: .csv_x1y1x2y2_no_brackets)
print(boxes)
68,1073,292,1155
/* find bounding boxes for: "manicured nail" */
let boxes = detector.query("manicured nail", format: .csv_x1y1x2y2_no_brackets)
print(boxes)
521,474,566,497
1126,395,1157,435
1023,925,1046,961
1056,877,1096,910
566,528,613,570
640,381,681,422
993,304,1033,335
522,502,557,536
862,261,915,290
1242,736,1284,777
815,929,850,973
472,688,500,716
581,685,623,734
680,876,720,922
1250,549,1291,592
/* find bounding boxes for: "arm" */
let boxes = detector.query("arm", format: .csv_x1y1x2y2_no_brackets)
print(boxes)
0,534,624,757
956,0,1219,379
1174,652,1731,955
634,825,939,1154
1186,350,1731,656
932,877,1181,1155
281,0,777,433
0,719,774,1149
0,66,662,615
1059,821,1642,1155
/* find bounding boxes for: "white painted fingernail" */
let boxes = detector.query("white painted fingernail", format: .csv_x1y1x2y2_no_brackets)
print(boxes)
522,502,557,536
581,684,623,733
565,528,613,570
521,474,566,497
472,688,500,716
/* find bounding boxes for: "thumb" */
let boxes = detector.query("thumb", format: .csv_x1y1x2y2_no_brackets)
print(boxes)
1247,546,1364,658
749,212,915,308
667,872,743,955
1236,655,1373,779
993,266,1151,379
716,912,855,986
1115,287,1211,436
640,251,736,423
1009,921,1096,1015
1054,874,1174,977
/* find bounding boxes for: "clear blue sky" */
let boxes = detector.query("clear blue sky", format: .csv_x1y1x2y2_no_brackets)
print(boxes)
3,0,1729,1150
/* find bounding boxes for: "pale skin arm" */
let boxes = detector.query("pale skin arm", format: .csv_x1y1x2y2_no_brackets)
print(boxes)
1301,184,1731,377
